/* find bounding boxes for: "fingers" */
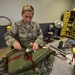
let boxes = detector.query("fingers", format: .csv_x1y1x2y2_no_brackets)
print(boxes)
13,42,22,50
32,42,38,50
13,42,38,51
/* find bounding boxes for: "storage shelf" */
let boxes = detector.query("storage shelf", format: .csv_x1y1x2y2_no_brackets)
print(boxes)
60,10,75,39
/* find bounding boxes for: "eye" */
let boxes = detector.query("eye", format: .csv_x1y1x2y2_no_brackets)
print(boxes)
25,16,28,18
29,16,32,19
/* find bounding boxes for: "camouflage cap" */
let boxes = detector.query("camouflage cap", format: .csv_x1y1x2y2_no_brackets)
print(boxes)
22,4,34,13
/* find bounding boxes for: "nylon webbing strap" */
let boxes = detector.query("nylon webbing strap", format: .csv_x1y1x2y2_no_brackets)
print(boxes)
24,52,36,71
8,55,20,62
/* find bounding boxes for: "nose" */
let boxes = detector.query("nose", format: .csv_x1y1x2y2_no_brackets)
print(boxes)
27,17,30,21
26,17,31,22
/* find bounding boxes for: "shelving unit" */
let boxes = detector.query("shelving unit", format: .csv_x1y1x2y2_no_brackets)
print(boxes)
60,10,75,39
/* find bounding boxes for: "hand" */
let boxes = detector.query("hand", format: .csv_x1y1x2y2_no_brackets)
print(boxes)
43,46,48,49
32,42,38,50
13,41,22,50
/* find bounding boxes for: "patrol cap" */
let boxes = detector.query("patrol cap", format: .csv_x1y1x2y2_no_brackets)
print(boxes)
22,4,34,14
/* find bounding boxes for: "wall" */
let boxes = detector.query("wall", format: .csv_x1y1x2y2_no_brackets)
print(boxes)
0,0,72,24
71,0,75,10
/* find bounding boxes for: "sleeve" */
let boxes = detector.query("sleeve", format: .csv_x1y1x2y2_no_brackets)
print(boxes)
4,22,18,49
35,23,45,46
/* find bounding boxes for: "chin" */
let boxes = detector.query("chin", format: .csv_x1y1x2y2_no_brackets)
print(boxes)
26,22,31,24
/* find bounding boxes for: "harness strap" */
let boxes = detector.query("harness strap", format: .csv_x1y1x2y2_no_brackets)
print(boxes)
8,55,20,62
24,52,36,71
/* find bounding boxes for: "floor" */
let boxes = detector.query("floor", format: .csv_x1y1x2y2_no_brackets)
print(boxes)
0,47,10,59
47,37,74,75
0,37,74,75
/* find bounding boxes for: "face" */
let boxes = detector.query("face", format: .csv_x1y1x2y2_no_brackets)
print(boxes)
22,11,33,24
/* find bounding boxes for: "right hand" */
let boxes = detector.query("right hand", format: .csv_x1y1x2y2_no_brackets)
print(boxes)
13,42,22,50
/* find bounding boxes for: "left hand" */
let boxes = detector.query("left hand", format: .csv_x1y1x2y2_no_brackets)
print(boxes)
32,42,38,50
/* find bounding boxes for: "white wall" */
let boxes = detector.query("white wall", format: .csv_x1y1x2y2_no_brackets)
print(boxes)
71,0,75,10
0,0,72,24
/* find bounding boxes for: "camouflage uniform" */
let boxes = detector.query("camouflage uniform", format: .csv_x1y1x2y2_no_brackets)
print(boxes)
4,20,44,49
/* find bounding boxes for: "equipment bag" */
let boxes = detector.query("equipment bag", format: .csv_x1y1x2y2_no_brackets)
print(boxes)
6,47,54,75
0,57,8,75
